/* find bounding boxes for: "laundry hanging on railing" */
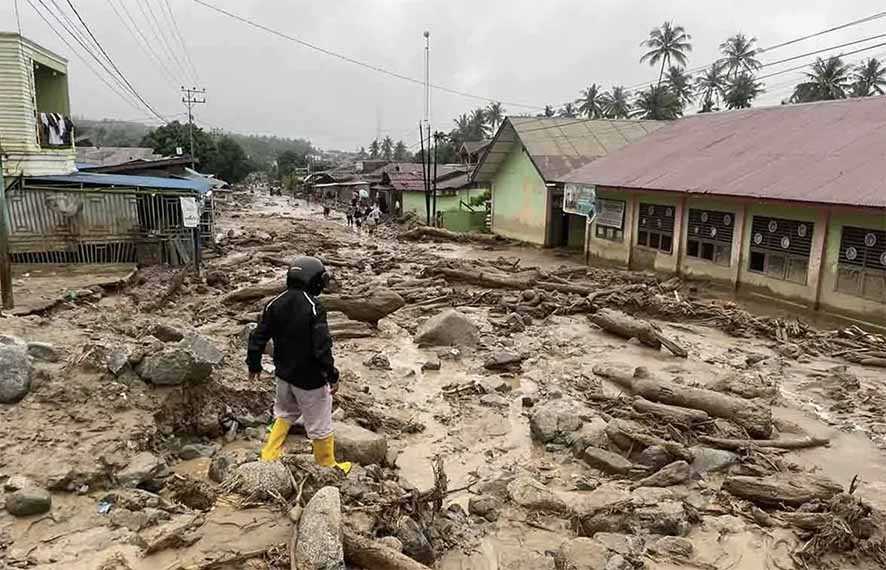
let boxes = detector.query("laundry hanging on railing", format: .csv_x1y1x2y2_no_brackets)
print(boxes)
38,112,74,147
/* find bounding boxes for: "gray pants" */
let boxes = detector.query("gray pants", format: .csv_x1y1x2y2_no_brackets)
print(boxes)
274,378,333,440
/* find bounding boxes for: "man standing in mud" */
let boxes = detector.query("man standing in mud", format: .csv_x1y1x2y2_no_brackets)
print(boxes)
246,257,351,474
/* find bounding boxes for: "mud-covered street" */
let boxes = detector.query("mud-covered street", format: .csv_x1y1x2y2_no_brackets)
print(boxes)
2,191,886,570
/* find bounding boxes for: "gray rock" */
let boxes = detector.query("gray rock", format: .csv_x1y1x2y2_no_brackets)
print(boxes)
395,516,434,564
421,356,441,371
117,452,168,489
288,505,303,524
649,536,693,557
414,309,479,347
378,536,404,552
137,334,223,385
634,501,689,536
363,352,392,370
633,460,690,488
0,344,33,403
150,322,186,342
26,341,62,363
335,423,388,466
555,537,609,570
468,495,500,521
4,475,35,492
294,486,345,569
0,334,25,346
107,349,131,375
477,377,512,394
5,486,52,517
690,446,738,475
637,445,672,469
479,394,509,409
568,417,609,453
233,461,293,499
604,554,632,570
208,448,254,483
529,400,585,444
483,351,524,371
239,323,273,355
179,444,218,460
593,532,645,557
506,477,568,513
580,447,634,475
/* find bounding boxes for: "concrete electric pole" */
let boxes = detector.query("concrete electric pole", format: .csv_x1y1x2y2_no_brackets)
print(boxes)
181,87,206,169
0,146,14,309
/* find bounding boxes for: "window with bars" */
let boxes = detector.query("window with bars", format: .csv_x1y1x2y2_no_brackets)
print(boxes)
636,203,675,254
835,226,886,302
748,216,814,284
686,208,735,266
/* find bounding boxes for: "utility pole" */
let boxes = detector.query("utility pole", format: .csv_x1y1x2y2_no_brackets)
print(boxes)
0,147,14,309
181,86,206,169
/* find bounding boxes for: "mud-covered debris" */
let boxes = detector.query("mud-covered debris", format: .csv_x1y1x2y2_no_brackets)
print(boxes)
631,460,690,488
421,356,441,371
395,515,435,564
0,334,25,346
414,309,479,347
567,417,609,453
0,344,33,404
294,486,345,569
483,351,525,372
468,495,501,521
604,554,633,570
108,507,169,531
363,352,392,370
136,334,223,385
167,475,217,511
204,270,230,288
479,394,509,409
555,537,609,570
4,477,51,517
723,473,843,507
580,447,635,475
107,349,131,375
117,452,169,490
477,377,512,394
323,289,405,324
149,322,187,342
335,422,388,466
26,341,62,363
636,445,671,469
140,513,204,555
529,399,586,444
507,476,569,513
648,535,693,558
593,532,645,557
179,443,219,460
378,536,404,552
689,446,738,475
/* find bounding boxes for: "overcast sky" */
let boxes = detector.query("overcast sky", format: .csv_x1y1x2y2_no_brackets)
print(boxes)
3,1,886,150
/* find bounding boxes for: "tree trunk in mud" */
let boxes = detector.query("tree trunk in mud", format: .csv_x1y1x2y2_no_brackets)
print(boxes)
594,365,773,438
428,267,535,290
632,397,710,424
698,435,829,450
343,530,432,570
400,226,503,244
323,290,405,325
589,308,688,357
722,474,843,507
222,280,286,304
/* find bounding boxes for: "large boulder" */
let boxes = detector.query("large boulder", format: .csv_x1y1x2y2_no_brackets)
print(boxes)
414,309,479,347
530,400,585,444
233,461,293,499
555,537,610,570
395,516,434,564
0,345,33,403
294,486,345,569
334,423,388,466
323,289,405,325
580,447,634,475
506,477,569,513
136,334,223,385
5,486,52,517
117,452,169,489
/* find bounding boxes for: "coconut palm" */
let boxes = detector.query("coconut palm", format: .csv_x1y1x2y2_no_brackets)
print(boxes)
724,72,763,109
486,101,505,132
664,66,694,107
576,83,605,118
380,136,394,160
640,22,692,86
720,34,762,77
695,62,728,110
368,139,380,159
601,86,631,118
469,107,490,138
558,102,578,118
790,57,851,103
851,58,886,97
631,85,683,120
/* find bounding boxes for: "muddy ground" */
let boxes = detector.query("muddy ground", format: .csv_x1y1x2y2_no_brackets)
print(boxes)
1,191,886,569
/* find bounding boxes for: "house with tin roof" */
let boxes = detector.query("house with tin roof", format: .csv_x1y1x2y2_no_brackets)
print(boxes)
561,97,886,324
472,117,665,248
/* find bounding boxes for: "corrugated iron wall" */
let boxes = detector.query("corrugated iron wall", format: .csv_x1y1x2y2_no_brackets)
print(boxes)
6,181,206,265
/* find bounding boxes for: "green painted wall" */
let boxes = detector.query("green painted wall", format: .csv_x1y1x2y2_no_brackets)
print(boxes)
442,210,487,233
491,145,547,244
401,188,481,218
33,64,69,114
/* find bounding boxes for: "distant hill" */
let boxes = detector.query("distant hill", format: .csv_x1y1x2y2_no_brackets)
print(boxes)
73,117,327,169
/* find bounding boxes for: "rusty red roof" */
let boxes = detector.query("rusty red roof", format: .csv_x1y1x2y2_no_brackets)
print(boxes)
562,97,886,209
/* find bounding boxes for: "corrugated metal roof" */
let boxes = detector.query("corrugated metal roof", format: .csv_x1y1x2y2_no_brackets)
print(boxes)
562,97,886,209
75,146,162,167
473,117,666,183
26,172,212,193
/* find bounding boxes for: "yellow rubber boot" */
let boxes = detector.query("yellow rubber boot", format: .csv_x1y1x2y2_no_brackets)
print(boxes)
260,418,290,462
312,434,352,475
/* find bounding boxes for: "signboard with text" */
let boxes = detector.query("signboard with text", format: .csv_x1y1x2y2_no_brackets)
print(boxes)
563,183,597,220
180,197,200,228
594,198,626,229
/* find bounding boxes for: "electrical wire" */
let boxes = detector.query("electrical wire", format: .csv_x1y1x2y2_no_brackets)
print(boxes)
106,0,180,88
757,40,886,80
139,0,195,85
160,0,201,84
759,10,886,53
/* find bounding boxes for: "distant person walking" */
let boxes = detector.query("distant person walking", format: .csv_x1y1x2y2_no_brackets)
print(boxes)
367,204,381,235
346,206,354,228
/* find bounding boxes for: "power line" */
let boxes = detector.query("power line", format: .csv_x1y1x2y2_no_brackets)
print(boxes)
758,10,886,53
106,0,180,88
63,0,168,121
142,0,195,85
134,0,193,85
160,0,201,84
760,32,886,69
189,0,543,111
757,40,886,80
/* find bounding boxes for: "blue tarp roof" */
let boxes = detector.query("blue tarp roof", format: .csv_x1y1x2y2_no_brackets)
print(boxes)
27,171,212,194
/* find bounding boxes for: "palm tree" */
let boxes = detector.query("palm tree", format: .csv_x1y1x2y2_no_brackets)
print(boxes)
368,139,380,159
576,83,605,118
695,62,728,110
720,34,762,77
724,73,763,109
393,140,409,161
558,102,578,118
601,86,631,118
632,85,683,120
469,107,490,138
665,66,694,107
486,101,505,133
381,136,394,160
790,57,851,103
851,58,886,97
640,22,692,86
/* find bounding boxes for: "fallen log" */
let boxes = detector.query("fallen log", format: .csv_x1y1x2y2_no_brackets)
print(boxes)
343,529,431,570
589,308,687,357
633,397,710,424
698,435,829,451
211,251,254,268
778,511,831,530
401,226,502,244
323,290,405,325
722,474,843,508
605,419,693,463
221,280,285,304
586,283,645,304
429,267,534,290
535,281,594,296
328,318,375,340
594,365,773,438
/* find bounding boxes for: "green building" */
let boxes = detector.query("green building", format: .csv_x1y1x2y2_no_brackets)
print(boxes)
472,117,664,248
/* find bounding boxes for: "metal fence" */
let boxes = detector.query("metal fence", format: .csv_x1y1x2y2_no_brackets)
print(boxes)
5,180,211,265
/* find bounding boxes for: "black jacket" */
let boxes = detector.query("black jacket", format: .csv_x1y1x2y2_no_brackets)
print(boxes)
246,288,338,390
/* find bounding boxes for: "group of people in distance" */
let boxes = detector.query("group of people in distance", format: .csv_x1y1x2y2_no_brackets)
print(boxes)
345,197,382,235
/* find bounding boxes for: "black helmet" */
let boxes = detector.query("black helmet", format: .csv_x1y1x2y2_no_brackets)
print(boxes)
287,256,329,295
